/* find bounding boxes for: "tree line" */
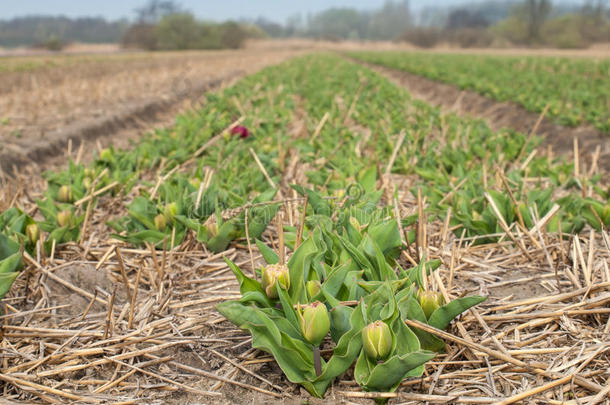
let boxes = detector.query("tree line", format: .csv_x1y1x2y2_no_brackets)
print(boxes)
259,0,609,49
121,1,265,50
0,16,128,48
1,0,608,50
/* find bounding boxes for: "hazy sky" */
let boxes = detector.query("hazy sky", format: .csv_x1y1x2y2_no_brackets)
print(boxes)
1,0,481,22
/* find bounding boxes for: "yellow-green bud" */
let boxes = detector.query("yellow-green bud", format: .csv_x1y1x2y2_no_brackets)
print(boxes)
362,321,393,361
189,178,201,189
26,223,39,244
297,301,330,346
306,280,321,299
99,148,112,161
164,202,178,220
154,214,167,232
83,168,94,178
57,210,74,228
206,222,218,238
82,177,92,190
418,290,445,319
261,263,290,299
58,185,73,203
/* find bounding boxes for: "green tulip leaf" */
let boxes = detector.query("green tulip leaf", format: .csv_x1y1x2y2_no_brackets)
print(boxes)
0,252,22,275
401,296,445,352
291,185,332,216
224,257,271,307
428,295,487,331
355,349,436,392
0,271,19,299
255,239,279,264
287,230,325,304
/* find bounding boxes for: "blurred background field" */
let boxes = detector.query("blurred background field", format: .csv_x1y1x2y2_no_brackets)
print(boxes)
1,0,609,53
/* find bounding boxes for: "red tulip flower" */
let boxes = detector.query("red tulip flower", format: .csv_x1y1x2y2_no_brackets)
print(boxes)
231,125,251,139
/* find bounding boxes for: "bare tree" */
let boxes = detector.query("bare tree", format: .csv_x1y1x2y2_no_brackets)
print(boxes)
521,0,553,42
135,0,183,24
582,0,607,20
446,9,489,29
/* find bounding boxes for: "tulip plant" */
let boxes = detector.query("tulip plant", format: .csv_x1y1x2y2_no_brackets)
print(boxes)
218,184,486,398
0,230,22,300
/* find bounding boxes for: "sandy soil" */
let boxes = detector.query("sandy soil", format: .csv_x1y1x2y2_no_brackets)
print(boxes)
0,47,306,173
3,39,609,58
249,39,610,58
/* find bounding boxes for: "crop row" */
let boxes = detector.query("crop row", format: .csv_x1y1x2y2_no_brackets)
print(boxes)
349,51,610,133
1,54,608,398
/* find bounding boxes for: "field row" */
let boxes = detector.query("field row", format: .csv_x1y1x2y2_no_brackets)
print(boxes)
350,51,610,133
0,48,301,162
1,53,609,402
3,54,606,256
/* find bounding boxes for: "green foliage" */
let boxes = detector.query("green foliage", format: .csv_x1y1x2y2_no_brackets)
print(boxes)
350,51,610,133
0,233,21,300
36,35,66,51
541,15,589,49
301,1,412,41
219,221,484,398
155,13,204,50
123,12,251,51
218,157,486,398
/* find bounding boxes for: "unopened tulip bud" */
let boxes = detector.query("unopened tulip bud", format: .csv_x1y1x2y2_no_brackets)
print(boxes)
26,223,39,244
261,263,290,299
362,321,393,361
57,210,74,228
297,301,330,346
154,214,167,232
164,202,178,220
231,125,250,139
418,290,445,319
207,222,218,238
306,280,321,299
99,148,112,161
58,185,73,203
189,178,201,189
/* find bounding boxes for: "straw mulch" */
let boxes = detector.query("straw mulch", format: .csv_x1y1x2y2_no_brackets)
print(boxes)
0,149,609,405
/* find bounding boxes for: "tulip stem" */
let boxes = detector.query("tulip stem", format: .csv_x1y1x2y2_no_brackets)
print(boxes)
313,346,322,377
